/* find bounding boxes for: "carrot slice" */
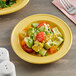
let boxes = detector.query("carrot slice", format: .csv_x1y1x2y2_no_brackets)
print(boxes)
50,46,57,54
21,40,26,47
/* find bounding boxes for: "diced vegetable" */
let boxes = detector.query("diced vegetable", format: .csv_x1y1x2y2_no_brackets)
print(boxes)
44,40,52,50
32,23,39,27
32,41,43,52
35,28,40,34
32,28,40,40
24,37,33,48
27,28,35,36
39,48,47,56
19,30,27,40
44,25,49,31
36,32,45,42
53,27,62,37
53,37,64,47
45,33,56,42
39,24,50,34
34,28,40,35
39,26,45,32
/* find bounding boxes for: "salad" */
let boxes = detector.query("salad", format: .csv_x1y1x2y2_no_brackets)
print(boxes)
0,0,16,9
19,21,64,56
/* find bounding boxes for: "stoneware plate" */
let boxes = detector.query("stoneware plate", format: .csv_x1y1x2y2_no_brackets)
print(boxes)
0,0,29,15
11,14,72,64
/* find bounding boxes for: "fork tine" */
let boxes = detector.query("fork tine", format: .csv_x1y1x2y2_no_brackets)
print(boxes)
67,0,72,6
60,0,68,10
62,0,70,9
64,0,72,8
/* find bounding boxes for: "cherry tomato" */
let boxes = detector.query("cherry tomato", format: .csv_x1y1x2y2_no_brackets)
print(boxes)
36,32,45,42
37,22,46,28
23,45,33,53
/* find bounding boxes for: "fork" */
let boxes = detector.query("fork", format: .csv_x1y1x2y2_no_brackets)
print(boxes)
60,0,76,14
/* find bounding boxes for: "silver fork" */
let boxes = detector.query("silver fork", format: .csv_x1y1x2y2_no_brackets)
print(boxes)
60,0,76,14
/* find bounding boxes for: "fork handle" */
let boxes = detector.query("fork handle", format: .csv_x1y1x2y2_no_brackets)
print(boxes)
70,9,76,14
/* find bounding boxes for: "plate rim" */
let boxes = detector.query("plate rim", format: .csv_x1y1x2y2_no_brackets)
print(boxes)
0,0,29,15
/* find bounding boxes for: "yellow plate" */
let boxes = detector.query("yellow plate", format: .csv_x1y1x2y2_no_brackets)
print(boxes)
11,14,72,64
0,0,29,15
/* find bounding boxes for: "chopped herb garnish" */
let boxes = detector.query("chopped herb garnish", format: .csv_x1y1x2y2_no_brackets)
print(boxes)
51,43,54,46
